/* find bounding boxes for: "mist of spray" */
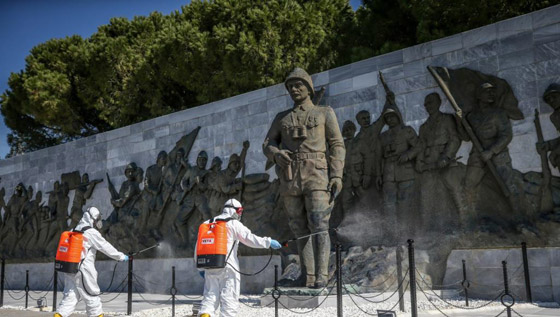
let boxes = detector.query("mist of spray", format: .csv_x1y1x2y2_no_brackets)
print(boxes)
334,204,390,247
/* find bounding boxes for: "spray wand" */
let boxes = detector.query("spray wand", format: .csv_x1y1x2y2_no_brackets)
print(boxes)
281,228,338,247
130,243,160,256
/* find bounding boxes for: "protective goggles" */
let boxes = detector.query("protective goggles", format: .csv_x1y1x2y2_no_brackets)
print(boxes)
225,205,244,216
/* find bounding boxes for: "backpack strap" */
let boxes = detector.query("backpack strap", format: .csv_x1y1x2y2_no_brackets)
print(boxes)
72,226,92,233
215,217,234,223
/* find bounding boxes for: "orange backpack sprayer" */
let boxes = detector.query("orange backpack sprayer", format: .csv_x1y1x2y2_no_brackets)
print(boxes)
55,227,90,273
196,218,233,269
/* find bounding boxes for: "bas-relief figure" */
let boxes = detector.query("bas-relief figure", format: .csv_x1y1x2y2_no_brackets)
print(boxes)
174,150,211,245
416,93,463,232
69,173,102,229
341,120,357,213
207,142,248,216
538,84,560,170
263,68,345,288
459,82,529,229
379,101,421,238
144,151,167,219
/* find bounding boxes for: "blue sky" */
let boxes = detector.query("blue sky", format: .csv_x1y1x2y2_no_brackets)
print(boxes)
0,0,362,158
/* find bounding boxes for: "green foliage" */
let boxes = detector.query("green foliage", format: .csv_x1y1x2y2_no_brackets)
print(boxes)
410,0,557,42
1,0,353,155
1,0,557,156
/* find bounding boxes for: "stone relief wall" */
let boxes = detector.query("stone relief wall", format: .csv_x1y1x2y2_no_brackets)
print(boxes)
0,5,559,269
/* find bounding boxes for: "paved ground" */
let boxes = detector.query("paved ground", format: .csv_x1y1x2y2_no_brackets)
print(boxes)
1,290,558,316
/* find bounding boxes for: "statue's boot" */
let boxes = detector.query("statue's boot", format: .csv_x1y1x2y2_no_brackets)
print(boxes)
313,232,330,289
278,236,315,287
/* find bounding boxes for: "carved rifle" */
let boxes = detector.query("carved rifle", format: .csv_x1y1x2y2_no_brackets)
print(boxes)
379,71,397,108
106,173,119,200
534,109,554,212
313,86,326,106
427,66,511,198
238,142,250,203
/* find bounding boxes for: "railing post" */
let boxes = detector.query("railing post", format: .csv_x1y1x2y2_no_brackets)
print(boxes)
25,270,29,309
53,264,58,312
127,254,133,315
521,242,532,303
0,258,5,307
396,246,405,312
171,266,176,317
462,259,469,307
274,265,279,317
502,261,513,317
407,239,417,317
336,243,343,317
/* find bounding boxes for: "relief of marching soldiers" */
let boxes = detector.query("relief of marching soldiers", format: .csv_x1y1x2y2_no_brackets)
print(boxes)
1,66,559,259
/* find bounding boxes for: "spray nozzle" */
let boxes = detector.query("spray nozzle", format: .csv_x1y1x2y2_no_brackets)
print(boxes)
280,228,338,247
130,243,160,256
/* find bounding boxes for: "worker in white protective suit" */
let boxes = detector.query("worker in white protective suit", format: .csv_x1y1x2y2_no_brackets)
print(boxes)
196,198,282,317
55,207,128,317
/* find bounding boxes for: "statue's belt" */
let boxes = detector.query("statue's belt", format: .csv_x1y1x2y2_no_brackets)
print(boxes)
288,152,326,161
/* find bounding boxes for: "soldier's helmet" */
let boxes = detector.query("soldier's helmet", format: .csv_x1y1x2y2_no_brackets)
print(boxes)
125,162,138,174
285,67,315,98
198,151,208,159
381,104,403,125
211,157,223,169
544,83,560,102
228,154,241,167
475,82,496,99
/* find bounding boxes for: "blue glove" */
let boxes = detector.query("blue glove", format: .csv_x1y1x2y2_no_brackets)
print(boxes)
199,271,205,279
122,255,129,262
270,239,282,250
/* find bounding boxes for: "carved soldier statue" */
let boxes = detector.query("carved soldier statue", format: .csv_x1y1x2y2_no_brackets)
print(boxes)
341,120,358,212
106,163,142,251
48,181,60,220
461,83,526,227
416,93,463,231
55,182,70,233
110,163,142,221
69,173,102,228
0,183,27,255
537,84,560,168
144,151,168,214
351,110,378,188
210,142,249,215
379,103,420,237
264,68,345,288
175,150,211,242
18,191,42,256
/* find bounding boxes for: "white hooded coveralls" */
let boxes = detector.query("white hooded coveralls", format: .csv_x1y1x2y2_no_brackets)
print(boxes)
57,207,126,317
196,202,271,317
